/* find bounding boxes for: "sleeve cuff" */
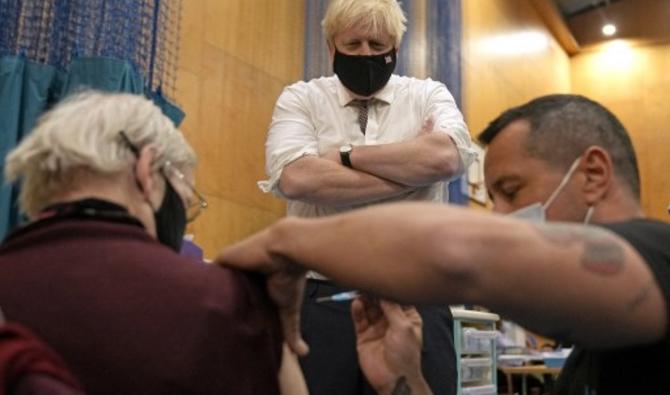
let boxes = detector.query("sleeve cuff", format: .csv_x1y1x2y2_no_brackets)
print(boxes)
257,150,318,196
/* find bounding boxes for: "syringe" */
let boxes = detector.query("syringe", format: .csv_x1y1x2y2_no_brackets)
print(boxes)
316,291,360,303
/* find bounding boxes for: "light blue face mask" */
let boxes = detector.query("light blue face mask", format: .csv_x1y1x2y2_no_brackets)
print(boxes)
510,157,594,224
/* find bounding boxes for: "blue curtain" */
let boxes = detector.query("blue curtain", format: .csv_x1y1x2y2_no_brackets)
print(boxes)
0,0,184,239
303,0,468,204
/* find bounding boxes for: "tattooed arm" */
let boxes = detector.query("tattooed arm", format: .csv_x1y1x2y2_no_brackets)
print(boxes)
218,202,666,352
481,220,665,348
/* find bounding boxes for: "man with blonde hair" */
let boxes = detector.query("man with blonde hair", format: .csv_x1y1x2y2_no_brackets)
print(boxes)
259,0,474,393
0,91,285,394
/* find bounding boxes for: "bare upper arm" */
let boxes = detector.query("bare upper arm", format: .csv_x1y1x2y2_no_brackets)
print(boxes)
473,222,667,349
278,343,308,395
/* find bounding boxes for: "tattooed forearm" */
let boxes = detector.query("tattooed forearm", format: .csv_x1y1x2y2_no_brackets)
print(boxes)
391,377,411,395
533,224,625,276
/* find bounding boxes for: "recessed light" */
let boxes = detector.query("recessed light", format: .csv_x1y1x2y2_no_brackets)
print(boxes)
602,23,617,36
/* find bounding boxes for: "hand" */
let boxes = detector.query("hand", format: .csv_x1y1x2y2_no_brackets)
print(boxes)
215,225,309,356
353,298,430,395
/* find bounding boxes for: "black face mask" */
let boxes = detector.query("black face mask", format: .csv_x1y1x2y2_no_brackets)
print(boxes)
154,180,187,252
333,48,397,97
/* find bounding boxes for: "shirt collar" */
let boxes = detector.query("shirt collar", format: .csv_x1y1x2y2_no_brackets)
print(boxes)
335,75,396,107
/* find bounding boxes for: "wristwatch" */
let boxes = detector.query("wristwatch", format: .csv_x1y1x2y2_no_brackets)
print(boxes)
339,144,353,168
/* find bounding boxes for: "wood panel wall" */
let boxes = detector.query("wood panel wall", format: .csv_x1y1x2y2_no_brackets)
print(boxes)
175,0,574,255
462,0,571,138
176,0,304,258
571,41,670,220
173,0,667,257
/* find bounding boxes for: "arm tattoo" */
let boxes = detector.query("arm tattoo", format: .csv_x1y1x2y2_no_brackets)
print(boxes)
581,234,625,276
534,224,625,276
391,377,411,395
533,224,653,316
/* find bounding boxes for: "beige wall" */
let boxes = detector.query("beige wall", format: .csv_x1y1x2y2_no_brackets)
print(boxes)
571,41,670,220
176,1,303,258
462,0,571,138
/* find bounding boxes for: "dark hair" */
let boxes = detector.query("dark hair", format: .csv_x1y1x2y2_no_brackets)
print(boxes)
478,94,640,200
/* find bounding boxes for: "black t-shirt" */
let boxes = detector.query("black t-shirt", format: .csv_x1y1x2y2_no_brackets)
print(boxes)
554,219,670,395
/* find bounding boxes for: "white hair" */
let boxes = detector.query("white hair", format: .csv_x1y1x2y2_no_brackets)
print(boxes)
5,90,196,217
322,0,407,48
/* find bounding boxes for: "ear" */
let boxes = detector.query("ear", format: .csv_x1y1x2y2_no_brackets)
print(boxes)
327,39,336,61
134,145,163,210
580,146,612,205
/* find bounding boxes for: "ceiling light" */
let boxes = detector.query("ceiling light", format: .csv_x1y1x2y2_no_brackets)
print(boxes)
602,23,617,36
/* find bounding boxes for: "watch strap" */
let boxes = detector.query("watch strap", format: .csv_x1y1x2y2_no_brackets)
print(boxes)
340,147,353,168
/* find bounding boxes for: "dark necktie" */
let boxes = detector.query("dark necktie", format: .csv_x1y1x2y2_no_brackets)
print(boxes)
352,99,369,134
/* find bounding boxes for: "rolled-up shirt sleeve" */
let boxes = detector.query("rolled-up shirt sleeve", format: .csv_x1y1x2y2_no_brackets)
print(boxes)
425,81,477,177
257,86,319,196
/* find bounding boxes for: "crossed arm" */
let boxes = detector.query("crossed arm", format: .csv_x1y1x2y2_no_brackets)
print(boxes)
278,125,460,206
217,202,667,354
266,84,468,206
278,155,416,207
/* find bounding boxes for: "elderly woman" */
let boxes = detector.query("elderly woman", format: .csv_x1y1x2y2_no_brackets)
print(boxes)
0,91,285,394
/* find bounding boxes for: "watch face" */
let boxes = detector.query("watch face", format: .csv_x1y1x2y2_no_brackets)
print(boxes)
340,144,352,153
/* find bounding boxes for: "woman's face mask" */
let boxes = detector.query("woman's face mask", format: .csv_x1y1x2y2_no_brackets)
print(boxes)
509,157,594,224
119,131,188,252
154,179,187,252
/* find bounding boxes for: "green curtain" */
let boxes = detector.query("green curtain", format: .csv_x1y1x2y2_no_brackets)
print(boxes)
0,55,184,239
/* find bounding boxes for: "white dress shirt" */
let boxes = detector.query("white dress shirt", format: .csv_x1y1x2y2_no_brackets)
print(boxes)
258,74,476,218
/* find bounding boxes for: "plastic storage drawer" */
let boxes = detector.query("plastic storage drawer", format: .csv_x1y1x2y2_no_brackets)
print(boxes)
460,384,497,395
460,357,492,383
461,328,497,354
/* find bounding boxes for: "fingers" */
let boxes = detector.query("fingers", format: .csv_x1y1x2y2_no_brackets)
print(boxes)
362,296,383,323
285,320,310,356
214,230,273,273
211,223,312,356
277,278,308,356
400,303,422,325
379,300,423,328
379,300,405,324
351,298,370,334
355,297,418,328
268,272,310,356
352,296,384,333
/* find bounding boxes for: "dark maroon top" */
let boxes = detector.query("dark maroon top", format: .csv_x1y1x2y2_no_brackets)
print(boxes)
0,205,282,395
0,322,84,394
